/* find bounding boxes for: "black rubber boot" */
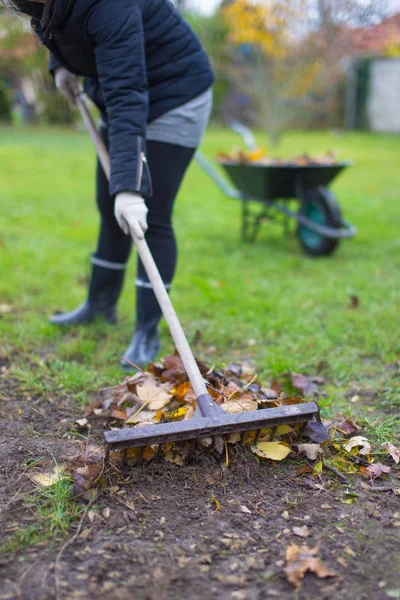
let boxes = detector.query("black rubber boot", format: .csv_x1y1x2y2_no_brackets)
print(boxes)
120,283,164,370
50,258,126,326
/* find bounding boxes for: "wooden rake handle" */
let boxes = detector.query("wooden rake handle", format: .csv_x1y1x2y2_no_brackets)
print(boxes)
75,93,208,399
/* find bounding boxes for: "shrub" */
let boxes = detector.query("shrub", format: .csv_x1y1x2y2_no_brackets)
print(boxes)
0,83,12,123
40,90,76,125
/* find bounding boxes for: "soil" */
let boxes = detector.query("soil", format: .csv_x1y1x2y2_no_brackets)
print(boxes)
1,358,399,600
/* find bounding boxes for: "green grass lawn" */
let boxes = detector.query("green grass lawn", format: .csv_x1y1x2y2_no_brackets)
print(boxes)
0,125,399,436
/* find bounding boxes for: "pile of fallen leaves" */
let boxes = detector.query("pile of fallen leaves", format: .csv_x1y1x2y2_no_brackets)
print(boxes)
72,352,400,482
27,352,399,515
78,352,326,466
217,147,339,167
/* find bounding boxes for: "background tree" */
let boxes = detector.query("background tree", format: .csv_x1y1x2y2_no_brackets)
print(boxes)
0,3,76,123
221,0,321,145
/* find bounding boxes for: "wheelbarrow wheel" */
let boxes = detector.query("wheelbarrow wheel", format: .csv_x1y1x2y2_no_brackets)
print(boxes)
297,187,341,257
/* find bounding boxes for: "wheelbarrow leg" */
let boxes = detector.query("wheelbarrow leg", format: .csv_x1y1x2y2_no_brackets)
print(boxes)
241,199,268,243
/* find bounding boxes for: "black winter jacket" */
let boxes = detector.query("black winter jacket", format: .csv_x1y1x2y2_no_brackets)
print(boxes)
16,0,214,197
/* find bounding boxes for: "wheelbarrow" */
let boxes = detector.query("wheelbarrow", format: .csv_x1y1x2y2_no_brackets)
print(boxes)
196,123,356,257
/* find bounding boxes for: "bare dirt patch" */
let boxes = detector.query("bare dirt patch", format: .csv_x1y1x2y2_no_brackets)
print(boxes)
1,359,399,600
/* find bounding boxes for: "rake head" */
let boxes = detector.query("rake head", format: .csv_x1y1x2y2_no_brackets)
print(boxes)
104,393,319,459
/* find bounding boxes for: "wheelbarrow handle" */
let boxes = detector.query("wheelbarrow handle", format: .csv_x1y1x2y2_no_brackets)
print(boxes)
229,121,258,150
75,92,208,400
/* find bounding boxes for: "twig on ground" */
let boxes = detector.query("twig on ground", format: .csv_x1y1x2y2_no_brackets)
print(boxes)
115,353,146,374
0,488,22,514
323,463,349,484
341,450,370,467
204,381,230,399
368,486,397,493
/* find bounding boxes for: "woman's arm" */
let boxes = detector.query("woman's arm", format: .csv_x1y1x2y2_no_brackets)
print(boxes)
87,0,151,198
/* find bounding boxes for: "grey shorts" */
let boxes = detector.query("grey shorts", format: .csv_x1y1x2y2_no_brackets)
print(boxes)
146,87,213,148
99,87,212,148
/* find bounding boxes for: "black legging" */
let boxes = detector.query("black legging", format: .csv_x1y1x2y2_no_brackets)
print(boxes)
95,127,195,287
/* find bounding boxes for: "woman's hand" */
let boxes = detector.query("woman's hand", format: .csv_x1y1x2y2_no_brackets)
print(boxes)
54,67,79,104
115,192,148,239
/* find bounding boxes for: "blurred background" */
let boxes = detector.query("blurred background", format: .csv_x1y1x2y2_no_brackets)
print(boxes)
1,0,400,141
1,0,399,424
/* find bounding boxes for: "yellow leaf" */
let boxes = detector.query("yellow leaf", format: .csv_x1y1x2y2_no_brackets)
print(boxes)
211,496,221,511
247,147,267,162
251,441,291,461
274,425,294,438
313,460,323,474
29,465,64,487
172,406,189,419
126,446,156,461
165,448,185,466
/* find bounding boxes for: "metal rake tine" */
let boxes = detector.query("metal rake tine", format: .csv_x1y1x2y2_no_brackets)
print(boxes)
152,444,163,463
254,429,262,444
187,439,197,463
136,446,146,467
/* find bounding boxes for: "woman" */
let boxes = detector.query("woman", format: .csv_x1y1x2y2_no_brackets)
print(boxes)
11,0,214,368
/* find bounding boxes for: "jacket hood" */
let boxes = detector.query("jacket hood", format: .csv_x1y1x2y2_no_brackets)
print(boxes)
13,0,75,32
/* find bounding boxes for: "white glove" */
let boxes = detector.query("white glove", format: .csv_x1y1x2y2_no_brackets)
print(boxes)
54,67,79,104
115,192,148,239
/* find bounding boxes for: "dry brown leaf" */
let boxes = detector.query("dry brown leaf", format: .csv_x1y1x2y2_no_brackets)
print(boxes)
344,436,371,456
183,403,196,420
99,381,130,402
349,295,360,309
199,437,213,447
296,444,323,460
0,303,15,314
360,463,391,479
260,387,279,399
67,444,104,498
292,525,310,538
83,401,103,418
110,406,127,420
251,441,291,461
135,377,173,411
220,398,257,414
334,417,362,435
229,432,242,444
284,542,336,588
381,442,400,464
290,373,319,397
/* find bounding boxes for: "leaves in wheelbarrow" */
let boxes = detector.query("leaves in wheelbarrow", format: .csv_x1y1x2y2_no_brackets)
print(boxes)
217,147,340,167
